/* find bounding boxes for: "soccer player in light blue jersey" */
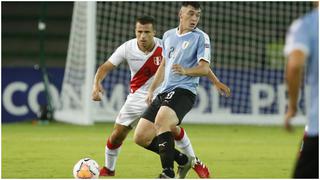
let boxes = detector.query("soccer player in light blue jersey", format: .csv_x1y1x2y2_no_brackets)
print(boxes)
133,2,219,178
284,6,318,178
92,15,228,178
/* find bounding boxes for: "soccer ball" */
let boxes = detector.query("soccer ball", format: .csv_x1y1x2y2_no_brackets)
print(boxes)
73,158,100,179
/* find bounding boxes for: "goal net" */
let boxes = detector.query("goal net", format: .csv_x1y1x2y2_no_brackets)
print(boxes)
55,2,314,125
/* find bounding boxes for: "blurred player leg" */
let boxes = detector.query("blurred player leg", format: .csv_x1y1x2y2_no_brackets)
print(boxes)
293,136,318,178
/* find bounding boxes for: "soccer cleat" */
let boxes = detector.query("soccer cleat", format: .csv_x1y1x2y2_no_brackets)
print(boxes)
192,157,211,178
158,172,173,179
177,156,192,178
99,166,115,176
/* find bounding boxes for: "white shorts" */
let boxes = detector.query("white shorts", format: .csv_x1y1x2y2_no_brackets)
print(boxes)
115,90,149,128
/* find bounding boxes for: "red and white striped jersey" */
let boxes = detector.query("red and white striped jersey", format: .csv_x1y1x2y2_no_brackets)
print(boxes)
108,37,162,94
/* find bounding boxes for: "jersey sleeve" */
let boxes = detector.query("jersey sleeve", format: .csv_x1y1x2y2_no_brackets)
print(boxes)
197,33,211,63
108,42,126,66
284,19,310,57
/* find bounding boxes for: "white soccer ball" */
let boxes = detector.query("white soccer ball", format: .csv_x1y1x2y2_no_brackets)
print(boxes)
73,158,100,179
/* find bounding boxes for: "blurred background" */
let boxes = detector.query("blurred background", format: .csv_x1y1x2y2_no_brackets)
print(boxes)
2,2,72,67
1,2,315,178
2,2,314,124
2,2,73,122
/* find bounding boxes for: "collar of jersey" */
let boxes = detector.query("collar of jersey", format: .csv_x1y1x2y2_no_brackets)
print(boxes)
175,27,196,37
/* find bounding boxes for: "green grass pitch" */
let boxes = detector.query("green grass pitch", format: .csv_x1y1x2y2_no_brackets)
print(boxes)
2,121,303,178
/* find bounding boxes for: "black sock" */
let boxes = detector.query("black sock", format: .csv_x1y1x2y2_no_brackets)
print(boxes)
158,131,175,178
145,136,188,166
174,150,188,165
145,137,159,153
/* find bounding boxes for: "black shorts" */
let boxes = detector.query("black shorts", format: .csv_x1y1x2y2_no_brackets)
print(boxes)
142,88,196,125
293,135,319,178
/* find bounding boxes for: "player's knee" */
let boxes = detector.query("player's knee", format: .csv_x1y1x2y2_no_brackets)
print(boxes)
154,108,178,133
154,117,168,132
154,121,161,132
154,119,176,134
154,121,166,133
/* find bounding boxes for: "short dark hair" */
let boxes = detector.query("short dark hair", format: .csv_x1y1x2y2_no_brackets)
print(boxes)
181,2,201,9
136,15,156,26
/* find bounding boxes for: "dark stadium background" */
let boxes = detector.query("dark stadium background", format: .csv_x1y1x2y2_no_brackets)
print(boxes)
2,2,313,123
2,2,73,122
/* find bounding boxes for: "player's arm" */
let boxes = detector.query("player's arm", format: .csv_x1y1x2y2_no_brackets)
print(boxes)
146,58,165,105
173,33,211,76
207,69,231,97
284,49,306,131
92,61,116,101
172,59,210,76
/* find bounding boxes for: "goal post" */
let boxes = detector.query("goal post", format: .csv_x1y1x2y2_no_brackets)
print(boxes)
54,2,96,125
55,2,313,125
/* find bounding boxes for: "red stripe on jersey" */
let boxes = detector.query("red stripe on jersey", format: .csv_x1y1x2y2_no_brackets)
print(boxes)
130,47,162,93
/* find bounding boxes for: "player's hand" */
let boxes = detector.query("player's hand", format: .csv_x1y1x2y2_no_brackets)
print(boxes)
172,64,186,75
92,84,104,101
284,105,297,132
145,91,153,105
215,81,231,97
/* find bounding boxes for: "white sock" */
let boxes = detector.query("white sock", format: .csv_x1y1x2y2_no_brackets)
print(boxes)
174,128,196,158
105,139,122,171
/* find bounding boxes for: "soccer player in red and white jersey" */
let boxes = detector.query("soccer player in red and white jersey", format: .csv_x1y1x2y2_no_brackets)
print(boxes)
92,15,230,178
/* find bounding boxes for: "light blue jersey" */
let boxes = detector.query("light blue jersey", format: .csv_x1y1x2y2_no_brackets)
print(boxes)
284,9,319,136
161,28,211,95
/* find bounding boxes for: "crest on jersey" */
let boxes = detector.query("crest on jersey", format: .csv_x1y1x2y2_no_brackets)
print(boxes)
153,56,162,66
182,41,190,49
